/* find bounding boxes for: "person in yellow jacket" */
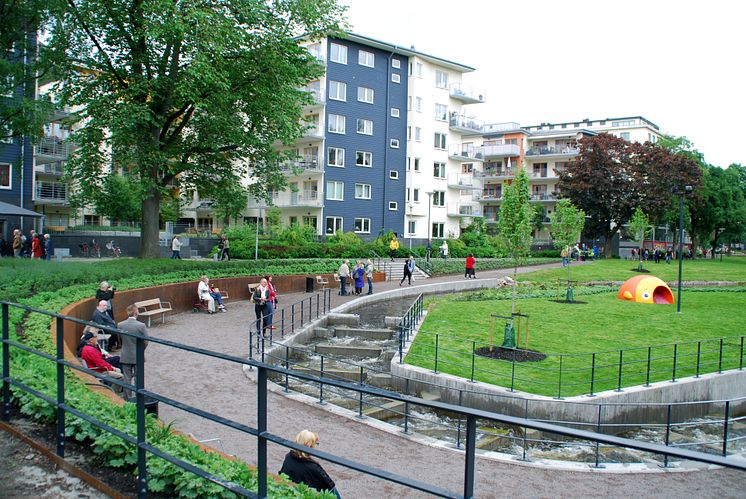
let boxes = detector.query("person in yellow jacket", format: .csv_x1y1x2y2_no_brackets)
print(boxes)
389,235,399,261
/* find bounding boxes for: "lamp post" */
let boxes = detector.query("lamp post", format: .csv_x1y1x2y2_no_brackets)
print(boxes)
673,185,692,313
717,227,725,262
254,206,264,260
426,192,433,266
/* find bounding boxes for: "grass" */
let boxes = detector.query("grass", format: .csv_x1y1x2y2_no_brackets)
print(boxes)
408,280,746,397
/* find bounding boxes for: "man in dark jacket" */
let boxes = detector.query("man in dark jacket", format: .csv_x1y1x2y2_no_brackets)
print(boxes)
92,300,120,349
117,304,149,399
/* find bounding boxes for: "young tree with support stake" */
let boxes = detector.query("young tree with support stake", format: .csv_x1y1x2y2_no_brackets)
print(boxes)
549,198,585,302
628,207,651,272
497,168,533,348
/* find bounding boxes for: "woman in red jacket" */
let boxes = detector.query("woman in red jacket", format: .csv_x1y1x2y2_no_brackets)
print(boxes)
32,234,43,259
465,254,476,279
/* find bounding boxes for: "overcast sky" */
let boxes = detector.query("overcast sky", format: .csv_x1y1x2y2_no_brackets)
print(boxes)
339,0,745,168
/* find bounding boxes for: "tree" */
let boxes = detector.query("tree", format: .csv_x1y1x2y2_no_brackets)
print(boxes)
558,133,640,258
497,168,534,315
47,0,345,257
627,207,650,271
531,204,546,237
549,198,585,295
91,174,141,224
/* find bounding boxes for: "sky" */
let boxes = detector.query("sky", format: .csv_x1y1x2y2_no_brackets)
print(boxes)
338,0,745,168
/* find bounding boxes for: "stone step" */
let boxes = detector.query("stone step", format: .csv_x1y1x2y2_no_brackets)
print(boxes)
316,343,382,358
333,326,394,341
363,390,441,420
292,366,363,382
325,313,360,327
367,373,393,388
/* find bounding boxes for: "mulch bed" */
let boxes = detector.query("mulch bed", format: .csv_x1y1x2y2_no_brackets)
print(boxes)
475,346,547,362
548,300,588,304
631,268,651,273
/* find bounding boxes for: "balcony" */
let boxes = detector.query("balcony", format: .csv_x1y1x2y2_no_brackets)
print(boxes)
477,192,503,203
529,171,559,181
483,212,499,224
35,181,68,203
280,157,322,174
35,161,65,177
449,114,483,135
525,146,579,159
480,168,515,180
34,137,73,162
448,144,483,162
483,122,521,134
449,83,485,104
273,189,322,208
480,143,521,158
447,173,478,189
307,47,327,66
300,125,324,142
301,84,325,107
530,192,558,202
447,203,481,218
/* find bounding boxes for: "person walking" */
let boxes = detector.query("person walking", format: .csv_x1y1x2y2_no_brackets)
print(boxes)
253,278,271,337
400,255,415,286
441,240,449,259
12,229,22,258
117,304,149,400
220,235,230,261
171,236,183,259
337,259,350,296
465,253,476,279
364,259,374,295
44,234,53,260
265,275,278,330
389,235,399,262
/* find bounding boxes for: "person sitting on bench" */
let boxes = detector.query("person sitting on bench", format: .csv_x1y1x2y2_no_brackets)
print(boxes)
77,328,123,378
198,275,225,313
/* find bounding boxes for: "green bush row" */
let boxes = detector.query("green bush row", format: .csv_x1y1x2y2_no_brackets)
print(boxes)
427,257,556,276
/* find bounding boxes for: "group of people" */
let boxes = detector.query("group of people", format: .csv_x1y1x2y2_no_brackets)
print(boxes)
562,243,600,266
0,229,52,259
337,259,375,296
252,275,279,337
631,247,674,264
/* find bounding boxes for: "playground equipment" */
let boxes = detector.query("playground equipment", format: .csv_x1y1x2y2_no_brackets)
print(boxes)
617,275,674,304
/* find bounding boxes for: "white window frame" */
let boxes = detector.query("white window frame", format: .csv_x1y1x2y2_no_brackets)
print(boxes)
408,220,416,235
357,86,374,104
389,170,399,179
432,222,445,239
0,162,11,189
326,216,343,235
415,127,422,142
435,103,448,121
434,162,446,178
326,180,344,201
358,50,375,68
327,147,345,167
328,80,347,101
354,183,372,199
435,70,449,89
390,107,400,118
356,118,373,135
416,62,423,78
412,188,420,202
355,151,372,167
354,217,371,234
388,201,398,211
330,43,347,64
432,190,446,206
391,73,401,83
434,133,446,150
328,114,346,134
415,97,422,112
392,58,401,69
390,138,400,149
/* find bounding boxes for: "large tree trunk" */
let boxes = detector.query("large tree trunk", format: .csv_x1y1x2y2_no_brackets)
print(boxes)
603,226,616,258
140,188,161,258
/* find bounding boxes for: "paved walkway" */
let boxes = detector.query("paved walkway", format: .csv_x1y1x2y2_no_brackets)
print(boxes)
144,262,746,498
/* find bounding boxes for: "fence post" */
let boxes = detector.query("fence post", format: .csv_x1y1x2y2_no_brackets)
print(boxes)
55,317,66,458
718,338,724,373
281,309,285,339
470,342,476,383
723,400,730,457
510,348,516,393
300,300,304,328
592,403,605,468
433,334,439,374
257,366,268,498
291,304,295,333
316,293,320,318
403,378,410,434
671,344,678,383
318,356,325,404
2,303,9,422
662,403,672,468
521,398,529,461
136,333,148,498
398,326,404,364
357,366,364,418
740,336,744,371
615,350,623,392
284,346,289,393
589,353,596,397
308,297,312,323
556,355,563,399
463,415,477,499
456,390,463,449
645,346,652,386
696,341,701,377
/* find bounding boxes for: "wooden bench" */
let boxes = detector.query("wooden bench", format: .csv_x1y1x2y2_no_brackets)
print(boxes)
212,288,229,300
316,275,329,290
134,298,173,327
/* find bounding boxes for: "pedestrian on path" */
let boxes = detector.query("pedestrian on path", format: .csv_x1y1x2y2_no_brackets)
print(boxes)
440,240,448,259
337,260,350,295
365,259,374,295
252,278,271,336
465,253,476,278
171,236,183,259
279,430,341,498
389,235,399,261
400,255,415,286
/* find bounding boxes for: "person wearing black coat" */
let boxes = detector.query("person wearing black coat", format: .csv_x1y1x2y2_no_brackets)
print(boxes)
279,430,340,498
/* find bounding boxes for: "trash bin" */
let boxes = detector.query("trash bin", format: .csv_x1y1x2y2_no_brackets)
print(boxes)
144,398,159,417
305,277,314,293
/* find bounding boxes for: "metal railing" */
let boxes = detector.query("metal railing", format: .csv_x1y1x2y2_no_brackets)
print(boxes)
406,330,746,398
3,301,746,499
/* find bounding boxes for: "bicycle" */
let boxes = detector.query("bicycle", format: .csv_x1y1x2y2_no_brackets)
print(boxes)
90,239,101,258
105,240,122,258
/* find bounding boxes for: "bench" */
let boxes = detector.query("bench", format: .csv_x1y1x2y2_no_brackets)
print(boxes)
134,298,173,327
316,275,329,290
212,288,229,300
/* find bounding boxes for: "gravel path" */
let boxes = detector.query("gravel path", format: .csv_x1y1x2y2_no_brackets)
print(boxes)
138,262,745,498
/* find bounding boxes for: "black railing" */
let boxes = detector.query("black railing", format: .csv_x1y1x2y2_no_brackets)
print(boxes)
398,293,425,363
3,301,746,499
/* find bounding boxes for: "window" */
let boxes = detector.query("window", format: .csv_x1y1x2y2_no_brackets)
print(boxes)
357,118,373,135
354,218,371,233
391,73,400,83
432,191,445,206
412,188,420,202
407,157,412,171
326,180,344,200
415,97,422,112
390,107,400,118
414,158,420,171
613,120,636,127
407,126,411,141
0,163,10,189
330,43,347,64
358,50,375,67
416,62,423,78
434,133,446,149
408,220,416,235
434,103,447,121
433,162,446,178
354,183,371,199
328,114,345,134
392,58,401,69
432,223,445,239
289,216,298,226
327,147,345,167
435,70,449,89
389,170,399,179
389,201,398,211
355,151,372,167
415,127,421,142
325,216,343,235
620,132,630,141
390,138,400,149
328,80,347,101
407,96,412,111
357,86,374,104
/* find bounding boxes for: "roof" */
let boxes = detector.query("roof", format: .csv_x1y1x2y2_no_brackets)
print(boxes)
524,116,660,131
0,201,43,218
340,33,476,73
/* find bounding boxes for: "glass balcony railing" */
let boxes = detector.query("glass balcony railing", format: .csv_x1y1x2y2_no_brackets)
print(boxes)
483,122,521,134
449,83,485,103
449,114,483,133
480,143,521,158
525,146,579,156
448,145,483,161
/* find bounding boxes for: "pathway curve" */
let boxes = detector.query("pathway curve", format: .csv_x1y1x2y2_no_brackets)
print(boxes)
144,262,746,498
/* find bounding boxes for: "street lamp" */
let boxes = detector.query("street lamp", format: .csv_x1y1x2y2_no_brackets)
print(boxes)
673,185,693,313
254,205,264,260
717,227,726,262
426,192,433,266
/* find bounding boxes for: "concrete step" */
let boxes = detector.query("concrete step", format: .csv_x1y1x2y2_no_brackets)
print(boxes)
367,373,393,388
316,343,382,358
363,389,441,420
333,326,394,341
325,313,360,327
292,366,363,382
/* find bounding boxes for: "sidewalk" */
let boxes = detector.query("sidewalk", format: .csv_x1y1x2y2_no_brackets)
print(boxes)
139,262,743,498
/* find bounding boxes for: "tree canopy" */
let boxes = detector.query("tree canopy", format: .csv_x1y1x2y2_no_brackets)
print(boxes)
47,0,346,257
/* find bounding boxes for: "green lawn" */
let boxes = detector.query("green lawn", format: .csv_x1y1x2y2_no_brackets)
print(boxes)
516,255,746,284
407,287,746,397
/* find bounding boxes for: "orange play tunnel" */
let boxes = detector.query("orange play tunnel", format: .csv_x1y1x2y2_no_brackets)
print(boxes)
617,275,674,304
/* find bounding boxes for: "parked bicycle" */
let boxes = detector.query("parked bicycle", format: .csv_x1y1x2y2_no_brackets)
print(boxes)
105,240,122,258
90,239,101,258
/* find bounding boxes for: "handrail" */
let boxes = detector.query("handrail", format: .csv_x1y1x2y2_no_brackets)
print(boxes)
3,301,746,499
